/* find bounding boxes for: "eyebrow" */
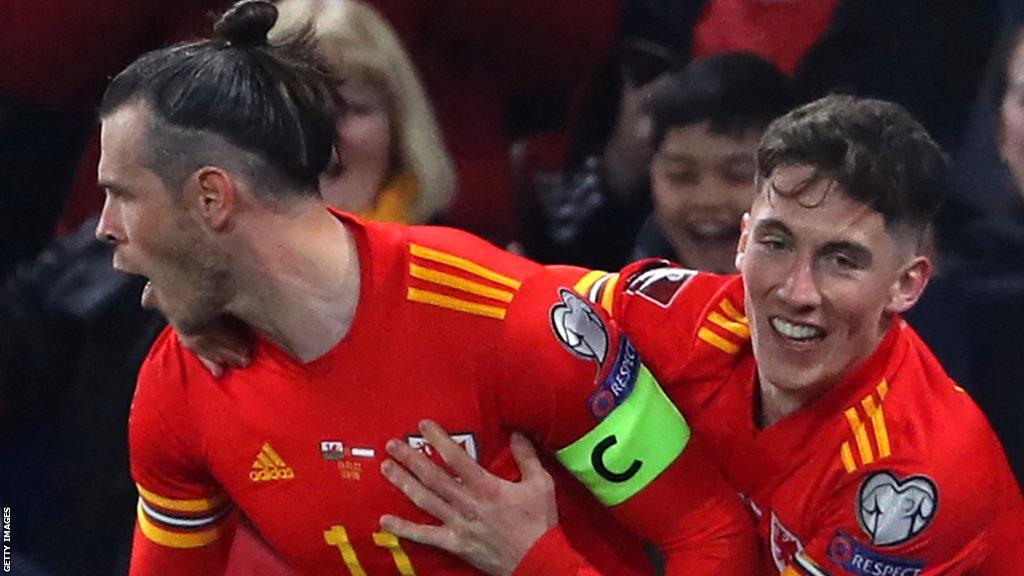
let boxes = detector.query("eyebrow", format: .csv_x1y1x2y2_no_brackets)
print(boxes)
97,180,127,194
752,218,792,236
754,218,874,264
819,240,873,265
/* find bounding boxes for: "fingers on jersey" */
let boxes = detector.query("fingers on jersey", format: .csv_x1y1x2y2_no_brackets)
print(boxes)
380,446,467,525
418,419,490,488
378,510,461,552
509,432,546,482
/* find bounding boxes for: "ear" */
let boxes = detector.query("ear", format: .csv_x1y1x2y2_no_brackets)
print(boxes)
735,212,751,270
185,167,237,231
885,256,932,315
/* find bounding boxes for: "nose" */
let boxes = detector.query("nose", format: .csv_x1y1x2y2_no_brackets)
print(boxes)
778,258,822,309
95,196,123,245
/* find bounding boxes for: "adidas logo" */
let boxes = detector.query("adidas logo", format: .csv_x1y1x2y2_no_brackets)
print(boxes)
250,442,295,482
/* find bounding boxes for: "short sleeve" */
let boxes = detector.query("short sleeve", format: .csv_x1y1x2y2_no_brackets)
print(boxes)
493,266,758,575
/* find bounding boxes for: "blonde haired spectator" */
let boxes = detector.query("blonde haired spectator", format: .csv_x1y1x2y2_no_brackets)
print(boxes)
271,0,455,223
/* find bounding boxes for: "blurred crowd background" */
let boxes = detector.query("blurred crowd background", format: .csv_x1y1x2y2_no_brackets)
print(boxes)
1,1,1023,574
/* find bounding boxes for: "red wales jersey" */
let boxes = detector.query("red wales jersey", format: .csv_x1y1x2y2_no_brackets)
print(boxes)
582,262,1024,576
127,212,755,576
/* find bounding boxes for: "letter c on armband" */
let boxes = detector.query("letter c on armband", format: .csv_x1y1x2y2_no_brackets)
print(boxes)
591,435,642,483
557,363,691,506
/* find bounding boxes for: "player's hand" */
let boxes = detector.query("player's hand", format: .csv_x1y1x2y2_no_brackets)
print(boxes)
179,315,254,378
380,420,558,576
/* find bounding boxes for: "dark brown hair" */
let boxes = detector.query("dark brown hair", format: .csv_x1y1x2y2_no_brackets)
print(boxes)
757,95,948,233
99,0,339,198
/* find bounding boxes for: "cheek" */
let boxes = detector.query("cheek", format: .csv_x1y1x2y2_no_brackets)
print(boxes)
822,281,891,334
652,181,692,217
739,248,782,293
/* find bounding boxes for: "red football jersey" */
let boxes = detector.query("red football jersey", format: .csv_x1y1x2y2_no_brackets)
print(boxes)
583,263,1024,575
128,212,755,575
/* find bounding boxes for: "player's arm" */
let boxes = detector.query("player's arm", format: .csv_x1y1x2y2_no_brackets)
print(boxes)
383,268,756,575
511,269,755,575
782,456,1024,576
128,328,238,576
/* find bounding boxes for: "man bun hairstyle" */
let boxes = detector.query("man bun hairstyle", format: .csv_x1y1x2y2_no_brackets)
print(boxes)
99,0,340,199
214,0,277,47
756,95,948,234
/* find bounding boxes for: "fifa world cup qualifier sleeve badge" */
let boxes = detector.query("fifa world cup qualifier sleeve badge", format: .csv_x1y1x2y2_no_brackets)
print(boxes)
550,288,609,367
857,471,938,546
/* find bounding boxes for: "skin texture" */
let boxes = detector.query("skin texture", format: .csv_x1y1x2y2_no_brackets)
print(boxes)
97,103,361,365
650,123,760,273
737,165,931,426
95,104,232,335
321,79,393,212
380,421,557,576
998,39,1024,197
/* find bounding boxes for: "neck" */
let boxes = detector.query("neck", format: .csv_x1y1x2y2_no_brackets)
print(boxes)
322,165,387,214
756,380,817,428
756,318,891,428
227,203,360,362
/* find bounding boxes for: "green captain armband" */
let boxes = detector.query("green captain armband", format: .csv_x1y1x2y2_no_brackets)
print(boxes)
556,364,691,506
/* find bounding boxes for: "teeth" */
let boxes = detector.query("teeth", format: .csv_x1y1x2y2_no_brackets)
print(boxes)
771,317,823,340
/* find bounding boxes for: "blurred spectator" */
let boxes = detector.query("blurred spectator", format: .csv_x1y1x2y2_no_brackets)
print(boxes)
272,0,454,224
518,37,681,270
2,0,620,279
631,53,796,273
0,2,507,571
688,0,998,151
270,0,623,243
0,219,164,575
906,22,1024,487
0,0,227,281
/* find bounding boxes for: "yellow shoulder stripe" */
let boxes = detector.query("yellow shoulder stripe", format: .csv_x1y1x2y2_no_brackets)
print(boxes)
718,299,747,323
411,263,515,303
136,484,226,513
696,300,750,355
707,311,750,339
410,244,521,289
862,395,891,458
844,407,875,466
840,442,857,473
697,327,739,355
599,273,620,314
573,270,608,297
840,379,892,473
137,502,224,548
407,287,507,319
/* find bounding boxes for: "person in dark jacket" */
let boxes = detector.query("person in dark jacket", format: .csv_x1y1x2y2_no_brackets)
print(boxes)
0,219,166,575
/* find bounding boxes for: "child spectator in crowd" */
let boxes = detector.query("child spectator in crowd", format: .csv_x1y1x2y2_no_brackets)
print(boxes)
631,52,795,273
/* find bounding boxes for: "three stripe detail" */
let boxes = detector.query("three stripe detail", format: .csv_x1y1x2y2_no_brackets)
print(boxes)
697,299,749,355
406,244,521,320
840,380,892,473
572,271,620,314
